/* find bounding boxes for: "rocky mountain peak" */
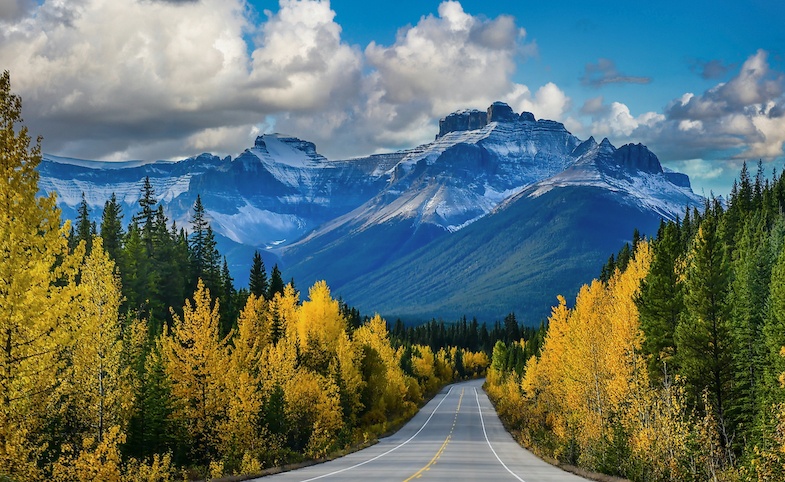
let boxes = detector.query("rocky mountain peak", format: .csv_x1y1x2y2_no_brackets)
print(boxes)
437,102,538,139
613,143,663,174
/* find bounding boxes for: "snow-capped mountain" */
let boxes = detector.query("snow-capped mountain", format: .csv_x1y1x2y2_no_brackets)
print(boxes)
37,102,702,322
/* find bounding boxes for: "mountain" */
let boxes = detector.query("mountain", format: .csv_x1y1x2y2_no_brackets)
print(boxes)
37,102,702,323
324,136,701,322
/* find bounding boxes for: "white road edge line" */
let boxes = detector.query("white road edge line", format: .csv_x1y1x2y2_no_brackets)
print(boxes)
474,387,526,482
294,385,455,482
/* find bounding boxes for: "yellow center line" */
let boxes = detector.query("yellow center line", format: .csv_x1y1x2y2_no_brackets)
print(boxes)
402,388,464,481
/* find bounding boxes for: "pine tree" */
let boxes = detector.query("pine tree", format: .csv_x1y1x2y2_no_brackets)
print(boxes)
134,177,157,253
249,251,268,299
675,213,734,450
503,312,521,343
637,219,685,379
74,192,93,253
267,264,285,300
220,257,237,337
0,70,80,478
100,193,124,262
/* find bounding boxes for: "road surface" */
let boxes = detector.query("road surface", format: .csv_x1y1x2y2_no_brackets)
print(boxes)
254,378,589,481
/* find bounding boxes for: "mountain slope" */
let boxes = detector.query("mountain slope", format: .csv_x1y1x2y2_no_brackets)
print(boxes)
331,139,701,322
37,102,702,321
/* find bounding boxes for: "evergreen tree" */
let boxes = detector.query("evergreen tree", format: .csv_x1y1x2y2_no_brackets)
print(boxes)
100,193,124,262
249,251,268,299
503,313,521,343
74,192,93,253
188,196,221,294
637,219,685,379
220,257,237,337
267,264,285,300
675,212,734,450
727,215,770,447
134,177,157,253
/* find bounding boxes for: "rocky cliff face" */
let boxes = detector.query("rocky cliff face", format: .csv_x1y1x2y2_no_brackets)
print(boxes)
437,109,488,138
437,101,538,138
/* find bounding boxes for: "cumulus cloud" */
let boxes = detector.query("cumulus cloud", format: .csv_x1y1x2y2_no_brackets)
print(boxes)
580,58,651,87
276,0,540,157
576,50,785,193
1,0,546,161
650,50,785,160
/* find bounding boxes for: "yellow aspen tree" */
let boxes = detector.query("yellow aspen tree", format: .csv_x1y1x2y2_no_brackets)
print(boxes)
283,370,343,458
219,294,269,467
163,279,228,460
0,70,81,479
297,281,346,353
353,315,409,416
66,237,127,444
273,283,299,344
52,425,124,482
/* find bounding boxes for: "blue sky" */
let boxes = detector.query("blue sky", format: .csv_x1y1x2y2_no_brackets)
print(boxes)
2,0,785,196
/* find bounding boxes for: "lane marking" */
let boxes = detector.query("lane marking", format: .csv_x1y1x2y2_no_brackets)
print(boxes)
292,386,455,481
474,387,526,482
402,388,464,482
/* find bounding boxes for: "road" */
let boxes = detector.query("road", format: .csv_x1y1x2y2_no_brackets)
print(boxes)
254,379,590,481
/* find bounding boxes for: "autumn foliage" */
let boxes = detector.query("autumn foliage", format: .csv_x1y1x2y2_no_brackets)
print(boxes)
0,71,490,480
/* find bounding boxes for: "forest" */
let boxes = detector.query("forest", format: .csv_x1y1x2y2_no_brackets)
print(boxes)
487,163,785,481
0,71,498,480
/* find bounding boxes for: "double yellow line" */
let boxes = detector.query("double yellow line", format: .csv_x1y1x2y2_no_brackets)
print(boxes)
403,388,464,481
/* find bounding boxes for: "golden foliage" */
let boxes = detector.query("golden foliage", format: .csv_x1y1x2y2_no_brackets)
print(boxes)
162,279,228,456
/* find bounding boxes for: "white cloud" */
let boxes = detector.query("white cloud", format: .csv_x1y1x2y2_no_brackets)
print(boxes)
276,0,540,158
1,0,546,161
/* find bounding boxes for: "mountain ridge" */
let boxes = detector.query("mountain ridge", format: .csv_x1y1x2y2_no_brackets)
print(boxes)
37,101,703,322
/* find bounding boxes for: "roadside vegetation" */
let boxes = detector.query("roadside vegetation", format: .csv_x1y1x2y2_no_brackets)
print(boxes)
487,162,785,481
0,71,494,481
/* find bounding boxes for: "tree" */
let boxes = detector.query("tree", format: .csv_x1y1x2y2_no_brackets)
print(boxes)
188,196,221,294
162,279,229,462
637,219,685,380
267,264,285,300
65,238,127,444
675,214,734,452
249,251,268,299
133,177,157,253
503,312,521,343
0,70,81,478
219,257,237,337
100,193,124,262
74,192,94,253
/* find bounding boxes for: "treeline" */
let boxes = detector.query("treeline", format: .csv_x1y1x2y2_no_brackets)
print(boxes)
0,72,490,481
70,184,288,338
487,162,785,481
390,313,543,356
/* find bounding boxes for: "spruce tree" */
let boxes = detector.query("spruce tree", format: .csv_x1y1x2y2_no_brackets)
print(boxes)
637,219,685,380
100,193,124,262
267,264,285,300
75,191,93,253
134,176,157,252
249,251,268,298
674,211,734,450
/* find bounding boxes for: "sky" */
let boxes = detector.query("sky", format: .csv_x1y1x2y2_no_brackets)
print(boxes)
2,0,785,196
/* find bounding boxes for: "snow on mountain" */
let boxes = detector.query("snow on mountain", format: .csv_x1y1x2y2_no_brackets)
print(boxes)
38,101,702,308
523,137,702,221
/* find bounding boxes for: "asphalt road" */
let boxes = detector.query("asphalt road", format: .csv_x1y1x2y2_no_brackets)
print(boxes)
254,378,590,481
